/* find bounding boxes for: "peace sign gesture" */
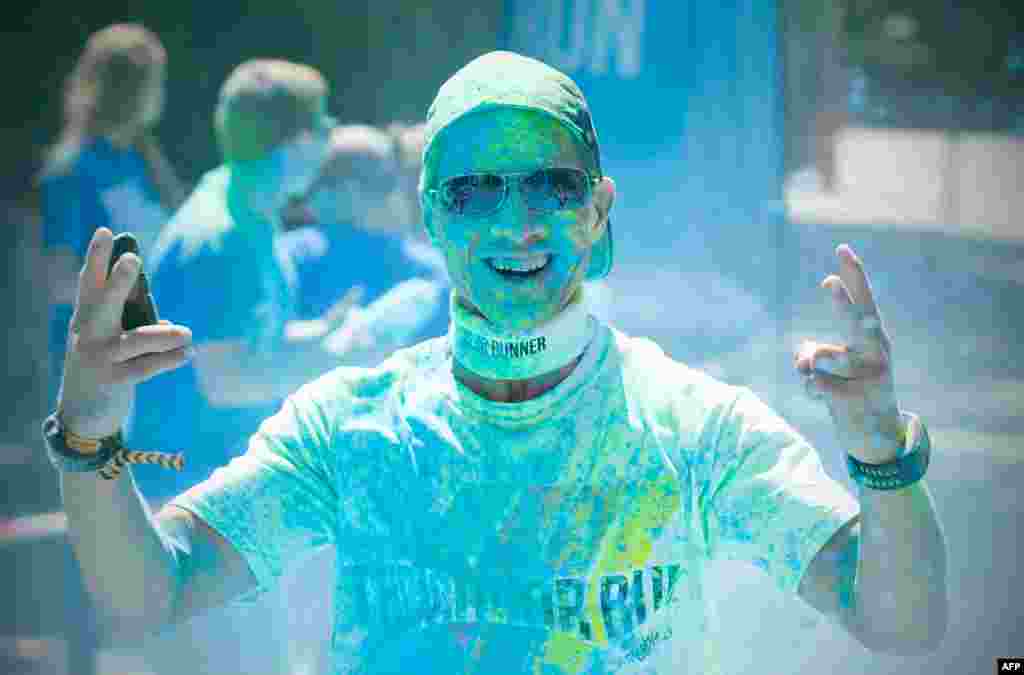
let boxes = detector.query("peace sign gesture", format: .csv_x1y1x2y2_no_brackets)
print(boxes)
58,228,193,440
795,244,905,464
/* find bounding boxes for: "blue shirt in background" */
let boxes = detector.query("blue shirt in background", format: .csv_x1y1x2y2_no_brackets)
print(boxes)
38,137,170,404
280,222,450,343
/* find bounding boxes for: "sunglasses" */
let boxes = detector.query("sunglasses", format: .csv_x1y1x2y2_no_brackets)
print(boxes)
428,168,600,217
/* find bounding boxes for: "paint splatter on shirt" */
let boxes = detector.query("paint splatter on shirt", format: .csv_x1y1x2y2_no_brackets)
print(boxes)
173,322,858,674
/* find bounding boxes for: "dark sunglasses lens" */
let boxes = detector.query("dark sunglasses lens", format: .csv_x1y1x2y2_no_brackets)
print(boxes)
523,169,589,211
441,174,505,215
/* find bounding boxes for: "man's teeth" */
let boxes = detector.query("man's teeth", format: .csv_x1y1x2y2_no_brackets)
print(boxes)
489,255,549,272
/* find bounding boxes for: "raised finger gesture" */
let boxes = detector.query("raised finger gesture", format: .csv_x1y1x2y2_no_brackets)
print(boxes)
794,244,905,463
58,228,193,439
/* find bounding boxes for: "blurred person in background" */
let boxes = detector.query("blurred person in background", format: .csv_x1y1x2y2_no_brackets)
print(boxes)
278,122,448,363
129,58,362,505
49,51,946,675
37,23,187,405
124,57,360,675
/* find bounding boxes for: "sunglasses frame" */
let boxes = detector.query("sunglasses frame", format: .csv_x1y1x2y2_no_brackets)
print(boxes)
427,167,602,217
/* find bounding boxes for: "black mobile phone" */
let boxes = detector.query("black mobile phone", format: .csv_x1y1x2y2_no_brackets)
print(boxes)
108,232,160,330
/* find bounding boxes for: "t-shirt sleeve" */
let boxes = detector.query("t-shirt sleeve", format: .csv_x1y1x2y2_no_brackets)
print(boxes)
169,381,339,595
704,387,859,595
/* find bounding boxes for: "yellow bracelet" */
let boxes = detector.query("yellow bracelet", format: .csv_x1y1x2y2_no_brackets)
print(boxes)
63,427,104,454
49,410,185,479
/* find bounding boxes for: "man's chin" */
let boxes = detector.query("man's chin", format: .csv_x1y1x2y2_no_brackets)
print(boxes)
476,300,564,333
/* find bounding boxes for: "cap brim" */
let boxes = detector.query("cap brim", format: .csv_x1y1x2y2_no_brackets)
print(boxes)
585,219,613,280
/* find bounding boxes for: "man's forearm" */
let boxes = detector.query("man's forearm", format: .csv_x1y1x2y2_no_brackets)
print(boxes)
853,480,948,652
61,468,184,640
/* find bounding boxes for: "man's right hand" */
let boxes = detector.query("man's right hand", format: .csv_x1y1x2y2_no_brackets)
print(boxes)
58,228,193,439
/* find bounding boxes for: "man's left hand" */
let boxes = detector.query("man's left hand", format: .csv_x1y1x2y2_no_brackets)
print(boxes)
795,244,905,464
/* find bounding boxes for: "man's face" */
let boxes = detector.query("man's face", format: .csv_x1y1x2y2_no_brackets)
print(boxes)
245,126,331,222
424,108,611,332
272,126,332,208
306,146,401,231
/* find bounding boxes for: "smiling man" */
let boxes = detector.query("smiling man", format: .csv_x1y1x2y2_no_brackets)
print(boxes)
50,51,946,675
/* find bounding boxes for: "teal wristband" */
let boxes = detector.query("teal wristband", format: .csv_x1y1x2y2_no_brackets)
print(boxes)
846,412,931,490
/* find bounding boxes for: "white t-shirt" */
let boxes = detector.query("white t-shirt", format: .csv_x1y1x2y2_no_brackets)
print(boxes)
173,321,858,674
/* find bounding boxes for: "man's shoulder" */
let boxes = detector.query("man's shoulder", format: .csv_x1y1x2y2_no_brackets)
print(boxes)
601,325,748,448
608,326,738,402
40,137,112,179
38,149,82,186
296,336,448,411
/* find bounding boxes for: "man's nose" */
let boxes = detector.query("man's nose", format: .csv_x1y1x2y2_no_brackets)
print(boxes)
492,186,547,246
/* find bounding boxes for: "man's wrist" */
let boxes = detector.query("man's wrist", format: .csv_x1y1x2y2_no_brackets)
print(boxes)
43,413,121,473
56,403,125,445
63,424,105,455
846,412,931,491
847,409,906,464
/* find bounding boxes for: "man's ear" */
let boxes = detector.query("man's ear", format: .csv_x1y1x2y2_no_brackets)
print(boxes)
420,191,440,243
592,176,616,240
